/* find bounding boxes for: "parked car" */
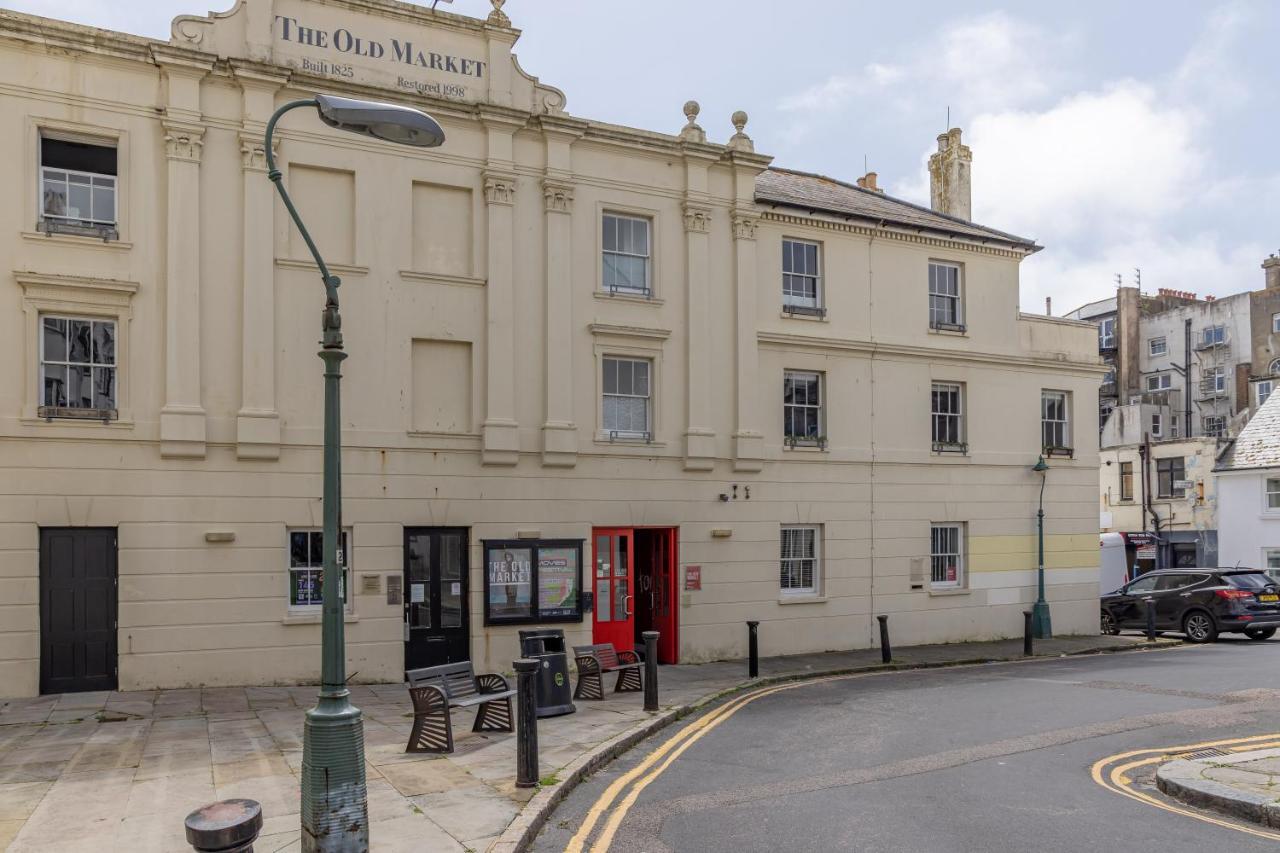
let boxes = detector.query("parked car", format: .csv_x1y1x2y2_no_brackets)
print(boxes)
1100,568,1280,643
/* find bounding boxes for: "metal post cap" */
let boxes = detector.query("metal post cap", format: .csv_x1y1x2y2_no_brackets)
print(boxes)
184,799,262,850
513,658,539,672
746,620,759,627
642,631,660,639
876,614,888,622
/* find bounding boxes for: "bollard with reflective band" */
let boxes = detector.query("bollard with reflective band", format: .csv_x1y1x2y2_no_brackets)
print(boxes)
877,614,891,664
1023,610,1034,656
642,631,659,712
514,659,539,788
1145,599,1157,642
746,621,760,678
185,799,262,853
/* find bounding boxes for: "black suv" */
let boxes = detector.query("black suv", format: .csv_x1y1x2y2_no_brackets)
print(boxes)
1101,568,1280,642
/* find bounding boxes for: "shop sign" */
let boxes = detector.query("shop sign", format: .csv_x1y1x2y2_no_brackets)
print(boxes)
684,565,701,591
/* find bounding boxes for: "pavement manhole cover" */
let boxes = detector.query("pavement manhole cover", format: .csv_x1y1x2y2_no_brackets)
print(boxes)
1172,748,1229,760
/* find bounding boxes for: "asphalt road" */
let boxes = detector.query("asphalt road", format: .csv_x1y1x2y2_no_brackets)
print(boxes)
532,638,1280,853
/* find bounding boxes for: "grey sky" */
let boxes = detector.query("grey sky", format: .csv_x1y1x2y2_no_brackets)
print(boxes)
9,0,1278,311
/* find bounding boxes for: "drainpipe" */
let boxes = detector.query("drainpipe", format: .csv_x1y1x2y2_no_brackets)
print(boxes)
1184,318,1192,437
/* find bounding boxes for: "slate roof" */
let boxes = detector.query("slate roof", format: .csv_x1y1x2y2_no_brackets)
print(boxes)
754,168,1041,252
1215,391,1280,471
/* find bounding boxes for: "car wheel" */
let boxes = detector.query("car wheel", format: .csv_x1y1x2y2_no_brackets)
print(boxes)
1100,610,1120,635
1244,627,1277,641
1182,611,1218,643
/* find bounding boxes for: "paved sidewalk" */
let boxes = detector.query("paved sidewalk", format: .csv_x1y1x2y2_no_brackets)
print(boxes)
1157,746,1280,828
0,634,1167,852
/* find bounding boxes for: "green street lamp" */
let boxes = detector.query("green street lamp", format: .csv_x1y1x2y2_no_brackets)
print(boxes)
264,94,444,852
1031,455,1052,639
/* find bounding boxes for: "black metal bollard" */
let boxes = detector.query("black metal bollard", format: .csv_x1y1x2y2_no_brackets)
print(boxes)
185,799,262,853
747,621,760,678
877,614,891,664
514,659,539,788
1023,610,1034,656
1145,599,1157,642
642,631,659,712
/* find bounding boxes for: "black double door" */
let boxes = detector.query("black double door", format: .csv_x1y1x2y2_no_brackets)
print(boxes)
404,528,470,672
40,528,117,694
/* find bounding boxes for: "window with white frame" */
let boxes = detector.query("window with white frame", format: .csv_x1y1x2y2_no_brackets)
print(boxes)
1146,373,1172,392
1264,548,1280,582
1257,380,1273,407
40,316,116,416
780,525,820,594
930,523,965,589
1203,415,1226,438
1152,412,1163,438
1098,317,1115,349
602,356,651,438
928,262,963,329
1171,415,1180,438
289,529,351,609
40,135,117,231
782,239,823,313
1207,365,1227,394
1201,325,1225,347
1267,478,1280,511
1269,358,1280,376
1041,390,1070,451
783,370,824,445
1149,337,1167,357
601,213,651,296
1274,313,1280,334
931,382,964,450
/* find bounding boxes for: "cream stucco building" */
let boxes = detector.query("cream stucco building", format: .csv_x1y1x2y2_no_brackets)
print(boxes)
0,0,1104,698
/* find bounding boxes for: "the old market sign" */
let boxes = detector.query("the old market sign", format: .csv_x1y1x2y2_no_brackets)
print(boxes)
170,0,566,113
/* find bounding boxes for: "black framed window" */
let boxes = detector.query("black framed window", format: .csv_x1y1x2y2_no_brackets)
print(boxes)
1156,457,1185,499
483,539,584,625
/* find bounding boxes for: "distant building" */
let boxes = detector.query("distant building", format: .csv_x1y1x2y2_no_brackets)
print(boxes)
1215,391,1280,581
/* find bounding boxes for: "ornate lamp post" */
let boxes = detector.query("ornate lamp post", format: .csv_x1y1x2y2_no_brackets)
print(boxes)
1032,455,1052,639
263,94,444,852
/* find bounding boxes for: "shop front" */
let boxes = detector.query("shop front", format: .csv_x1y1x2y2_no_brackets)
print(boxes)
591,528,678,664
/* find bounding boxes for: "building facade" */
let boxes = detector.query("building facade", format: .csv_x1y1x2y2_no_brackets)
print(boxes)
0,0,1103,698
1216,392,1280,582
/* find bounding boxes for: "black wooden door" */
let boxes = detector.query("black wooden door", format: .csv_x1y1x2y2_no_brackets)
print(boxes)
40,528,117,694
404,528,469,673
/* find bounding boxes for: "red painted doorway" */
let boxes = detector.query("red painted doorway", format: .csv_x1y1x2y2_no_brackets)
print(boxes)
591,527,678,663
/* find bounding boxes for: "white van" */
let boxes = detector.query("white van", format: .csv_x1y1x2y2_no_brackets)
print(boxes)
1100,532,1128,595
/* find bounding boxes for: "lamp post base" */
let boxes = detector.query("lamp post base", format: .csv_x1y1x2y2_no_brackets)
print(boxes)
1031,599,1052,640
300,692,368,853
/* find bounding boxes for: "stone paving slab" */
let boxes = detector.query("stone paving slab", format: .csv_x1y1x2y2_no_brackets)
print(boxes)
1157,746,1280,828
0,634,1168,851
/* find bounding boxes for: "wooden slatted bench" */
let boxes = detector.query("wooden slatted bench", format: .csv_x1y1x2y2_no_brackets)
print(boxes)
405,661,517,754
572,643,643,701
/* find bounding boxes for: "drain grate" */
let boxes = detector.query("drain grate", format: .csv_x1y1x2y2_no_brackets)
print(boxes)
1172,747,1229,760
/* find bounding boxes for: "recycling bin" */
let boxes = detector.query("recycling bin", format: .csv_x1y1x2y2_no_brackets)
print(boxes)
518,628,576,718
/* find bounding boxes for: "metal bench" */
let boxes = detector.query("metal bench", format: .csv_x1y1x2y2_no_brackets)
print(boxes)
405,661,517,754
572,643,643,701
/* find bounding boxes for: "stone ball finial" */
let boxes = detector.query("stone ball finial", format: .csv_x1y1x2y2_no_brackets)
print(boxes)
727,110,754,152
684,101,700,123
679,100,706,143
487,0,511,27
732,110,748,133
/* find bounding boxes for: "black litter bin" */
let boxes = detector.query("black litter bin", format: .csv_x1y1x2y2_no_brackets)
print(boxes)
518,629,576,718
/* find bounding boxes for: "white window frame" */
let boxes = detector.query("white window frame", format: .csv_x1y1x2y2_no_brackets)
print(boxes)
1041,390,1070,451
780,524,821,595
1202,325,1226,347
1203,415,1226,438
1266,478,1280,512
1208,365,1227,394
1171,414,1180,438
1273,313,1280,334
782,238,823,315
1098,317,1115,349
931,382,965,451
39,133,118,230
930,522,966,590
783,370,825,447
601,212,652,297
1264,548,1280,582
39,314,117,418
1269,358,1280,377
1152,412,1163,438
601,355,652,440
1257,380,1273,408
1146,373,1172,392
1148,337,1167,357
928,262,964,329
288,527,353,613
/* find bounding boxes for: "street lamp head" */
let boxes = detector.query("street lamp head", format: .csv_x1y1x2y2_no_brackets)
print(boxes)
1032,455,1049,474
314,94,445,147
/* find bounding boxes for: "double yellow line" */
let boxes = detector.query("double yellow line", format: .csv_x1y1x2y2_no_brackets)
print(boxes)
1091,732,1280,841
565,675,848,853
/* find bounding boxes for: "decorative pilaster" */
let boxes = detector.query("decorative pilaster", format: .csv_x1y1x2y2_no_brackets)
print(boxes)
732,209,764,470
682,200,716,471
541,177,577,466
482,168,519,465
233,64,287,459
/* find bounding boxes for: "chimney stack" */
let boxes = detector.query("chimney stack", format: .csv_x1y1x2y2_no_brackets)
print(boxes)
928,127,972,220
1045,296,1052,315
855,171,883,193
1264,254,1280,291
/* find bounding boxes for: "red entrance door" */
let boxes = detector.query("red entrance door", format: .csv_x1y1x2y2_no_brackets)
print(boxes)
592,529,634,652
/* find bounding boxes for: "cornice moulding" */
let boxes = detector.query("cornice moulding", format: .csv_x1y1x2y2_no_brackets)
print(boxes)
589,322,672,341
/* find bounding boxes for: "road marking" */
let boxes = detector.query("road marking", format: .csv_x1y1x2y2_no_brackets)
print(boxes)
1091,733,1280,842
